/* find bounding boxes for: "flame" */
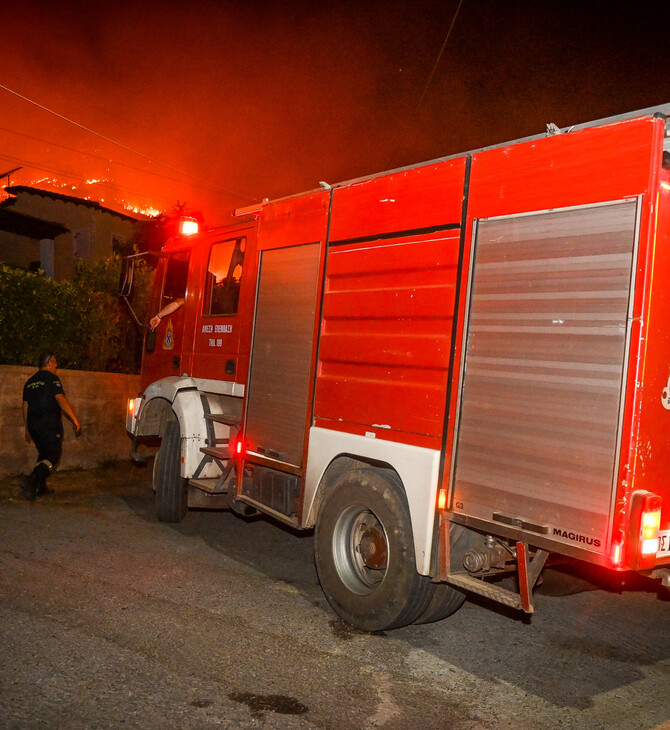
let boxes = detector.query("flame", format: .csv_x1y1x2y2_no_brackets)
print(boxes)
124,203,161,217
14,175,163,219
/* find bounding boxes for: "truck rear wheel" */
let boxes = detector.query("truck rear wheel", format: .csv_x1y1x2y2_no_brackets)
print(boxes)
414,523,467,624
154,419,187,523
314,468,433,631
413,582,466,624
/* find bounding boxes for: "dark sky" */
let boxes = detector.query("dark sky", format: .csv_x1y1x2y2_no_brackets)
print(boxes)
2,1,670,225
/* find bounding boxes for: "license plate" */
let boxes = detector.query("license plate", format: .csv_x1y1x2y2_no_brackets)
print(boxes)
659,530,670,558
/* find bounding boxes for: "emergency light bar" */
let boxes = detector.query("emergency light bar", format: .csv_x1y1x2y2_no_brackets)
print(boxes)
179,216,199,236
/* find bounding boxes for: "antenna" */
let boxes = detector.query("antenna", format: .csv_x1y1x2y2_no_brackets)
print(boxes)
0,166,22,186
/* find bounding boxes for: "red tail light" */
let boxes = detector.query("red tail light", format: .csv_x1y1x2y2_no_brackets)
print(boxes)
628,491,662,570
640,497,662,553
231,435,245,459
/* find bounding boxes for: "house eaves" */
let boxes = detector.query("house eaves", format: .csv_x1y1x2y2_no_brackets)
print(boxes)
0,207,69,239
3,185,142,223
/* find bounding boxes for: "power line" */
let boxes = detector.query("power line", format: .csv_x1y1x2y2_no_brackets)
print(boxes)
0,125,238,196
0,83,256,202
386,0,464,168
0,148,248,212
0,153,187,210
415,0,464,111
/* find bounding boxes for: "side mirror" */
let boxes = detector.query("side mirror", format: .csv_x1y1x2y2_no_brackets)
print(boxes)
118,256,135,297
118,253,152,333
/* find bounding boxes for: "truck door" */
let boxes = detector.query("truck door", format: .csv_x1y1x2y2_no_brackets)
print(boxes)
239,242,322,517
191,235,247,381
144,249,191,380
450,199,639,554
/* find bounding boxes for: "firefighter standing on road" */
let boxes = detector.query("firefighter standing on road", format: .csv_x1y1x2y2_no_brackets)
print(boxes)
21,352,81,501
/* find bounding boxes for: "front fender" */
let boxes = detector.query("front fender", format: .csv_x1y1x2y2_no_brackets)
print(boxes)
134,376,243,478
134,378,207,478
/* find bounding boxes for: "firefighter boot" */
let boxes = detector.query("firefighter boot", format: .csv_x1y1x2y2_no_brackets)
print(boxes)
20,472,37,501
33,463,53,497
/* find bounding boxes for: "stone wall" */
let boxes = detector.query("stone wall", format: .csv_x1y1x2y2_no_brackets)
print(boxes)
0,365,140,476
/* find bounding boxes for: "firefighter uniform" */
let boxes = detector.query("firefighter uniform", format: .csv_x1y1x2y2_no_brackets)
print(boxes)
23,369,65,466
20,351,82,501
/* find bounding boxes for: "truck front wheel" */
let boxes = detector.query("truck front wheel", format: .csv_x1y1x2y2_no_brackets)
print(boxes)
154,419,187,523
314,468,433,631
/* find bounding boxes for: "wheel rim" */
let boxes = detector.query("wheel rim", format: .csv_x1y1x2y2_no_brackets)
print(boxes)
332,504,389,595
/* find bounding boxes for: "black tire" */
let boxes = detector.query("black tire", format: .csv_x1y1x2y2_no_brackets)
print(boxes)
413,523,468,624
413,582,466,625
314,468,433,632
154,419,187,523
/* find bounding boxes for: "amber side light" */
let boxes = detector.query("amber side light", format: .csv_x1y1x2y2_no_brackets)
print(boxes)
128,397,142,415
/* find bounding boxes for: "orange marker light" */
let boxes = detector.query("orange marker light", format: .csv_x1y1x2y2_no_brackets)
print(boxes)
438,489,447,511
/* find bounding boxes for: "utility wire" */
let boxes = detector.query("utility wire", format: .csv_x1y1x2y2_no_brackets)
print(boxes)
415,0,464,111
386,0,464,168
0,153,188,210
0,83,256,202
0,125,234,195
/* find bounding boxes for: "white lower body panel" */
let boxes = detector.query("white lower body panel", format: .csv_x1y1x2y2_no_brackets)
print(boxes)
304,426,441,575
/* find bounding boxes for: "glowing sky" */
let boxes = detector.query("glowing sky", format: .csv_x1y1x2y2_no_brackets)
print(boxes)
2,1,670,224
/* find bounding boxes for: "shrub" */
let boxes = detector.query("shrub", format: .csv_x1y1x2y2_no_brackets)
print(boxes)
0,256,154,373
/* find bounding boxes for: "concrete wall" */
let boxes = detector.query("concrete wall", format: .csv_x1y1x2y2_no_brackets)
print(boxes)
0,365,141,476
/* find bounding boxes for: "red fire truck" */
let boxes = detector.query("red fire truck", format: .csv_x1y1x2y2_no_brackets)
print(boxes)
123,105,670,630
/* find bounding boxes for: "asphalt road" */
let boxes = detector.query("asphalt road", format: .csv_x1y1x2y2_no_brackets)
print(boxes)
1,462,669,730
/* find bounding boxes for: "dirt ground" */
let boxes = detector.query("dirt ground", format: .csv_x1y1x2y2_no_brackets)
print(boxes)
1,462,670,729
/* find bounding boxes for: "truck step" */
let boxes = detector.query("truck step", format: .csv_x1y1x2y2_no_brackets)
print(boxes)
200,445,232,461
189,477,228,493
445,574,524,611
204,413,240,428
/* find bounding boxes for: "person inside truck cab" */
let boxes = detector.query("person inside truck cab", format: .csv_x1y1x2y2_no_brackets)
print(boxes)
150,297,184,331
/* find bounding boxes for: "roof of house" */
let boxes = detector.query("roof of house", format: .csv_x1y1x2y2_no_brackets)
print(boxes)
3,185,141,223
0,207,69,239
